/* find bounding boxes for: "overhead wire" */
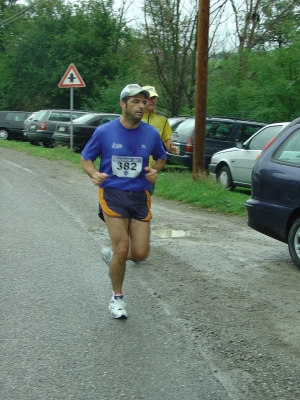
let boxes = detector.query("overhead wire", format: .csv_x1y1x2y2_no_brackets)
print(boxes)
0,0,50,27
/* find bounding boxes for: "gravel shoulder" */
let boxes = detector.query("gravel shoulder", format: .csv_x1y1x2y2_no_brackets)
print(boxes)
2,147,300,399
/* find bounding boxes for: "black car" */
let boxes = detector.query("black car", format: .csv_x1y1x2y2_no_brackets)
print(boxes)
27,109,90,147
166,116,266,170
245,117,300,269
53,113,121,150
0,111,33,140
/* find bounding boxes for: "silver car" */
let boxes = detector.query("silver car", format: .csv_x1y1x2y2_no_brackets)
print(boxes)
208,122,290,190
23,112,38,138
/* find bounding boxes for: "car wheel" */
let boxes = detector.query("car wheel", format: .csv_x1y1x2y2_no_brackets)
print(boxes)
29,140,40,145
288,217,300,269
43,142,54,148
0,129,9,140
217,166,234,190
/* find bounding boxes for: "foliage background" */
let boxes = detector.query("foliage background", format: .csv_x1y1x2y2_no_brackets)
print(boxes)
0,0,300,123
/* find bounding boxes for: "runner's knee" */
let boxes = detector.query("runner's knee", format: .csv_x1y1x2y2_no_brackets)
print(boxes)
113,242,129,260
131,247,149,261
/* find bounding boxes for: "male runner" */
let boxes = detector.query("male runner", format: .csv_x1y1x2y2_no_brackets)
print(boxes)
81,84,166,319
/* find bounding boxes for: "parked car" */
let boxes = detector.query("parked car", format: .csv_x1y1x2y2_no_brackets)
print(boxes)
23,112,38,139
208,122,289,190
53,113,121,150
0,111,33,140
245,117,300,269
27,109,90,147
168,116,191,131
166,116,266,170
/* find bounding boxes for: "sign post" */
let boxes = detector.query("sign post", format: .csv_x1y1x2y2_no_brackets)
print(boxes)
58,64,86,151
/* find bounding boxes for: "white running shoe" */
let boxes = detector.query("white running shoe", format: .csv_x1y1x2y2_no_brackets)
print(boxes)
128,260,143,265
101,247,113,266
109,295,128,319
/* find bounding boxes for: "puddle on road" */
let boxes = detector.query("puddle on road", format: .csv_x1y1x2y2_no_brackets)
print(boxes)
152,229,195,238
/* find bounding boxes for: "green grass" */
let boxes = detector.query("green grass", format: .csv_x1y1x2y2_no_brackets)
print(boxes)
0,140,82,168
0,140,250,217
155,169,250,216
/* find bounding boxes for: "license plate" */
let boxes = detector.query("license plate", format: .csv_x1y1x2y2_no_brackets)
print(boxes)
30,124,35,129
58,127,66,132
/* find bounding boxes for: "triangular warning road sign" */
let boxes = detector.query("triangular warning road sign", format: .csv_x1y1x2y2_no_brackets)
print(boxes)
58,64,86,88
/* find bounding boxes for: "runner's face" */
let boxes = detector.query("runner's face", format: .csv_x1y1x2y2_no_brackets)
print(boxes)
122,94,147,124
145,96,157,112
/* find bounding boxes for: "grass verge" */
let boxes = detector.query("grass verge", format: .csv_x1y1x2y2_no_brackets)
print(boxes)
156,169,250,216
0,140,250,217
0,140,82,168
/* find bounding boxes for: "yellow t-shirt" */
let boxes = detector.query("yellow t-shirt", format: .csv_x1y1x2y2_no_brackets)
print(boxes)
142,110,172,166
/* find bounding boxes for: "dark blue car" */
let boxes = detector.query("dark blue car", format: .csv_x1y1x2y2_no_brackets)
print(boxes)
245,117,300,269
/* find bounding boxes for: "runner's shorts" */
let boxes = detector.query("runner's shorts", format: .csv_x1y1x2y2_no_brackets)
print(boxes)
98,188,152,222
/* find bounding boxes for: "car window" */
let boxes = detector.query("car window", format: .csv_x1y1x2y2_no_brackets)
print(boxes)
49,112,70,122
98,116,119,125
169,117,187,129
168,117,182,125
5,112,27,122
35,110,48,121
273,128,300,165
206,122,233,141
172,118,194,141
25,112,37,122
47,111,86,122
170,118,187,131
235,124,265,143
248,125,283,150
72,114,97,124
73,112,87,120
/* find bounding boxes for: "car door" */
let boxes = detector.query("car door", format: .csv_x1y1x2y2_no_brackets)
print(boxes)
3,112,29,139
230,147,262,184
78,116,101,140
233,125,284,183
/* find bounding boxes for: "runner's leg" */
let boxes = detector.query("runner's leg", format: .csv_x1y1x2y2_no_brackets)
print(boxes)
103,213,129,293
127,218,150,261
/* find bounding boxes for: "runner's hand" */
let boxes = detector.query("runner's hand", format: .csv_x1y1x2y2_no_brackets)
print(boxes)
145,166,158,183
169,143,179,155
91,171,109,186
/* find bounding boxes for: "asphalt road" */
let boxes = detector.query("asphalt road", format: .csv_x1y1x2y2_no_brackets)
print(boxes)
1,151,231,400
2,148,300,400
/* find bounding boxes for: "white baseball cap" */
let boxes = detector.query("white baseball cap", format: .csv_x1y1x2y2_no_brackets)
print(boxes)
120,84,150,100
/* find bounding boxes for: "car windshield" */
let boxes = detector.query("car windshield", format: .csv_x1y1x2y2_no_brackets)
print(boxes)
248,125,285,150
72,114,98,124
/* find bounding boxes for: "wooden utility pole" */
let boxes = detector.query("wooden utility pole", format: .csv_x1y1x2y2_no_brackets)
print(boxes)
193,0,210,179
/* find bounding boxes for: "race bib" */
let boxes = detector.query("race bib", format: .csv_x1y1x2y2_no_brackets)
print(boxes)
112,156,143,178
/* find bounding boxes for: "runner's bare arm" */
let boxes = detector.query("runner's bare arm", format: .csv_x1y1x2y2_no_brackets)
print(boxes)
152,158,167,172
81,157,109,186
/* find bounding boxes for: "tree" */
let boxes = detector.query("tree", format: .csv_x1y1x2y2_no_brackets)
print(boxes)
141,0,198,116
226,0,300,51
0,0,144,110
207,41,300,122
